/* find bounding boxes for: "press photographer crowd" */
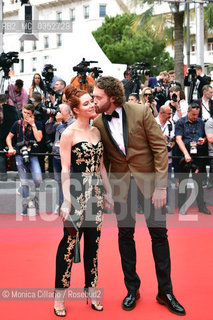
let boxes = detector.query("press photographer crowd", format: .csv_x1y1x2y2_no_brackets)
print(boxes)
0,51,213,216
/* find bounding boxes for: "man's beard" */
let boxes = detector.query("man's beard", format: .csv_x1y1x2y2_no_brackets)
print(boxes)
95,97,111,114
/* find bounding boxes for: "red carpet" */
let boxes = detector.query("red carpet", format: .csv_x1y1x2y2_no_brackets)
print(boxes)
0,209,213,320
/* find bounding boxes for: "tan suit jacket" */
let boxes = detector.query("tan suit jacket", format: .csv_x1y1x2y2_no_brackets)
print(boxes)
93,102,168,201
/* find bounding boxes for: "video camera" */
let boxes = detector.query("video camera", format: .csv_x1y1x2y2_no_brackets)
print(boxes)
188,64,198,78
73,58,103,81
0,51,19,78
129,62,150,80
127,62,150,95
42,64,57,94
16,140,38,164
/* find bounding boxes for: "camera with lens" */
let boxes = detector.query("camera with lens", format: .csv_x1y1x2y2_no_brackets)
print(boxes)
169,93,179,113
0,51,19,78
49,88,63,105
164,136,174,152
154,84,166,105
148,94,154,104
128,62,150,95
129,62,150,80
16,140,38,164
171,93,178,102
42,101,59,116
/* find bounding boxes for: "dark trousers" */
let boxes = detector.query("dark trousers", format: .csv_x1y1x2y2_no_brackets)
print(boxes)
55,223,101,289
0,154,7,180
38,155,46,173
178,153,206,209
209,158,213,184
53,157,63,206
114,178,172,294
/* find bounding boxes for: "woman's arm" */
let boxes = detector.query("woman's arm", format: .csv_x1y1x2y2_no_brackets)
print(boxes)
93,126,114,210
60,128,72,220
29,86,33,98
152,100,159,117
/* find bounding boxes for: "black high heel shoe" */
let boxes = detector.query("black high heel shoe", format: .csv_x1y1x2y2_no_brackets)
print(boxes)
84,287,103,311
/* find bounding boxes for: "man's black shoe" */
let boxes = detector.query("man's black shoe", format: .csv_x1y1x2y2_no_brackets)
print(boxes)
121,290,140,311
156,293,186,316
198,206,211,215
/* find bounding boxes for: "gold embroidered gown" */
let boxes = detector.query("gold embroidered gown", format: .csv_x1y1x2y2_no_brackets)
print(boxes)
55,141,104,289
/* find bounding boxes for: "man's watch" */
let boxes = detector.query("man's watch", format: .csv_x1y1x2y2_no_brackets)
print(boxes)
31,123,36,128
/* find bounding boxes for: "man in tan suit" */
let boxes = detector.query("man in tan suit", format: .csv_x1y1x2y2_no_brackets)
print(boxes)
93,76,185,316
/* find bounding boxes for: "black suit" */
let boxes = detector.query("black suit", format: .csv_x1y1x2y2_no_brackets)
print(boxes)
94,104,173,295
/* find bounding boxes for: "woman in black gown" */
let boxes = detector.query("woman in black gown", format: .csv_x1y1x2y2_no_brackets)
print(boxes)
54,85,113,316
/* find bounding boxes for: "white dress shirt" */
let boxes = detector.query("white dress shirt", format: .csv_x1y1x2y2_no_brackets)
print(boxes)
155,116,175,164
201,97,211,122
106,107,126,155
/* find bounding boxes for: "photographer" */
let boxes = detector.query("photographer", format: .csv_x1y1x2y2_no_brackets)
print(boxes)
168,70,182,89
6,104,43,215
175,103,210,215
165,86,188,123
71,73,94,94
0,94,18,181
123,63,146,101
147,71,169,89
42,64,61,99
45,104,75,214
194,85,213,122
156,105,175,213
156,105,175,154
31,92,49,123
54,80,66,95
184,65,211,102
205,102,213,188
122,69,135,101
70,58,103,94
31,92,49,172
141,87,158,117
6,79,28,114
128,92,140,104
48,80,66,107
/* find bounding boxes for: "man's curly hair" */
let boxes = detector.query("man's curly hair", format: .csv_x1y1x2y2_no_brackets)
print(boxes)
95,76,125,106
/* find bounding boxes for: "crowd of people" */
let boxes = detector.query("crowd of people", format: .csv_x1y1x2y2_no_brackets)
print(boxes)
123,67,213,215
0,63,213,317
